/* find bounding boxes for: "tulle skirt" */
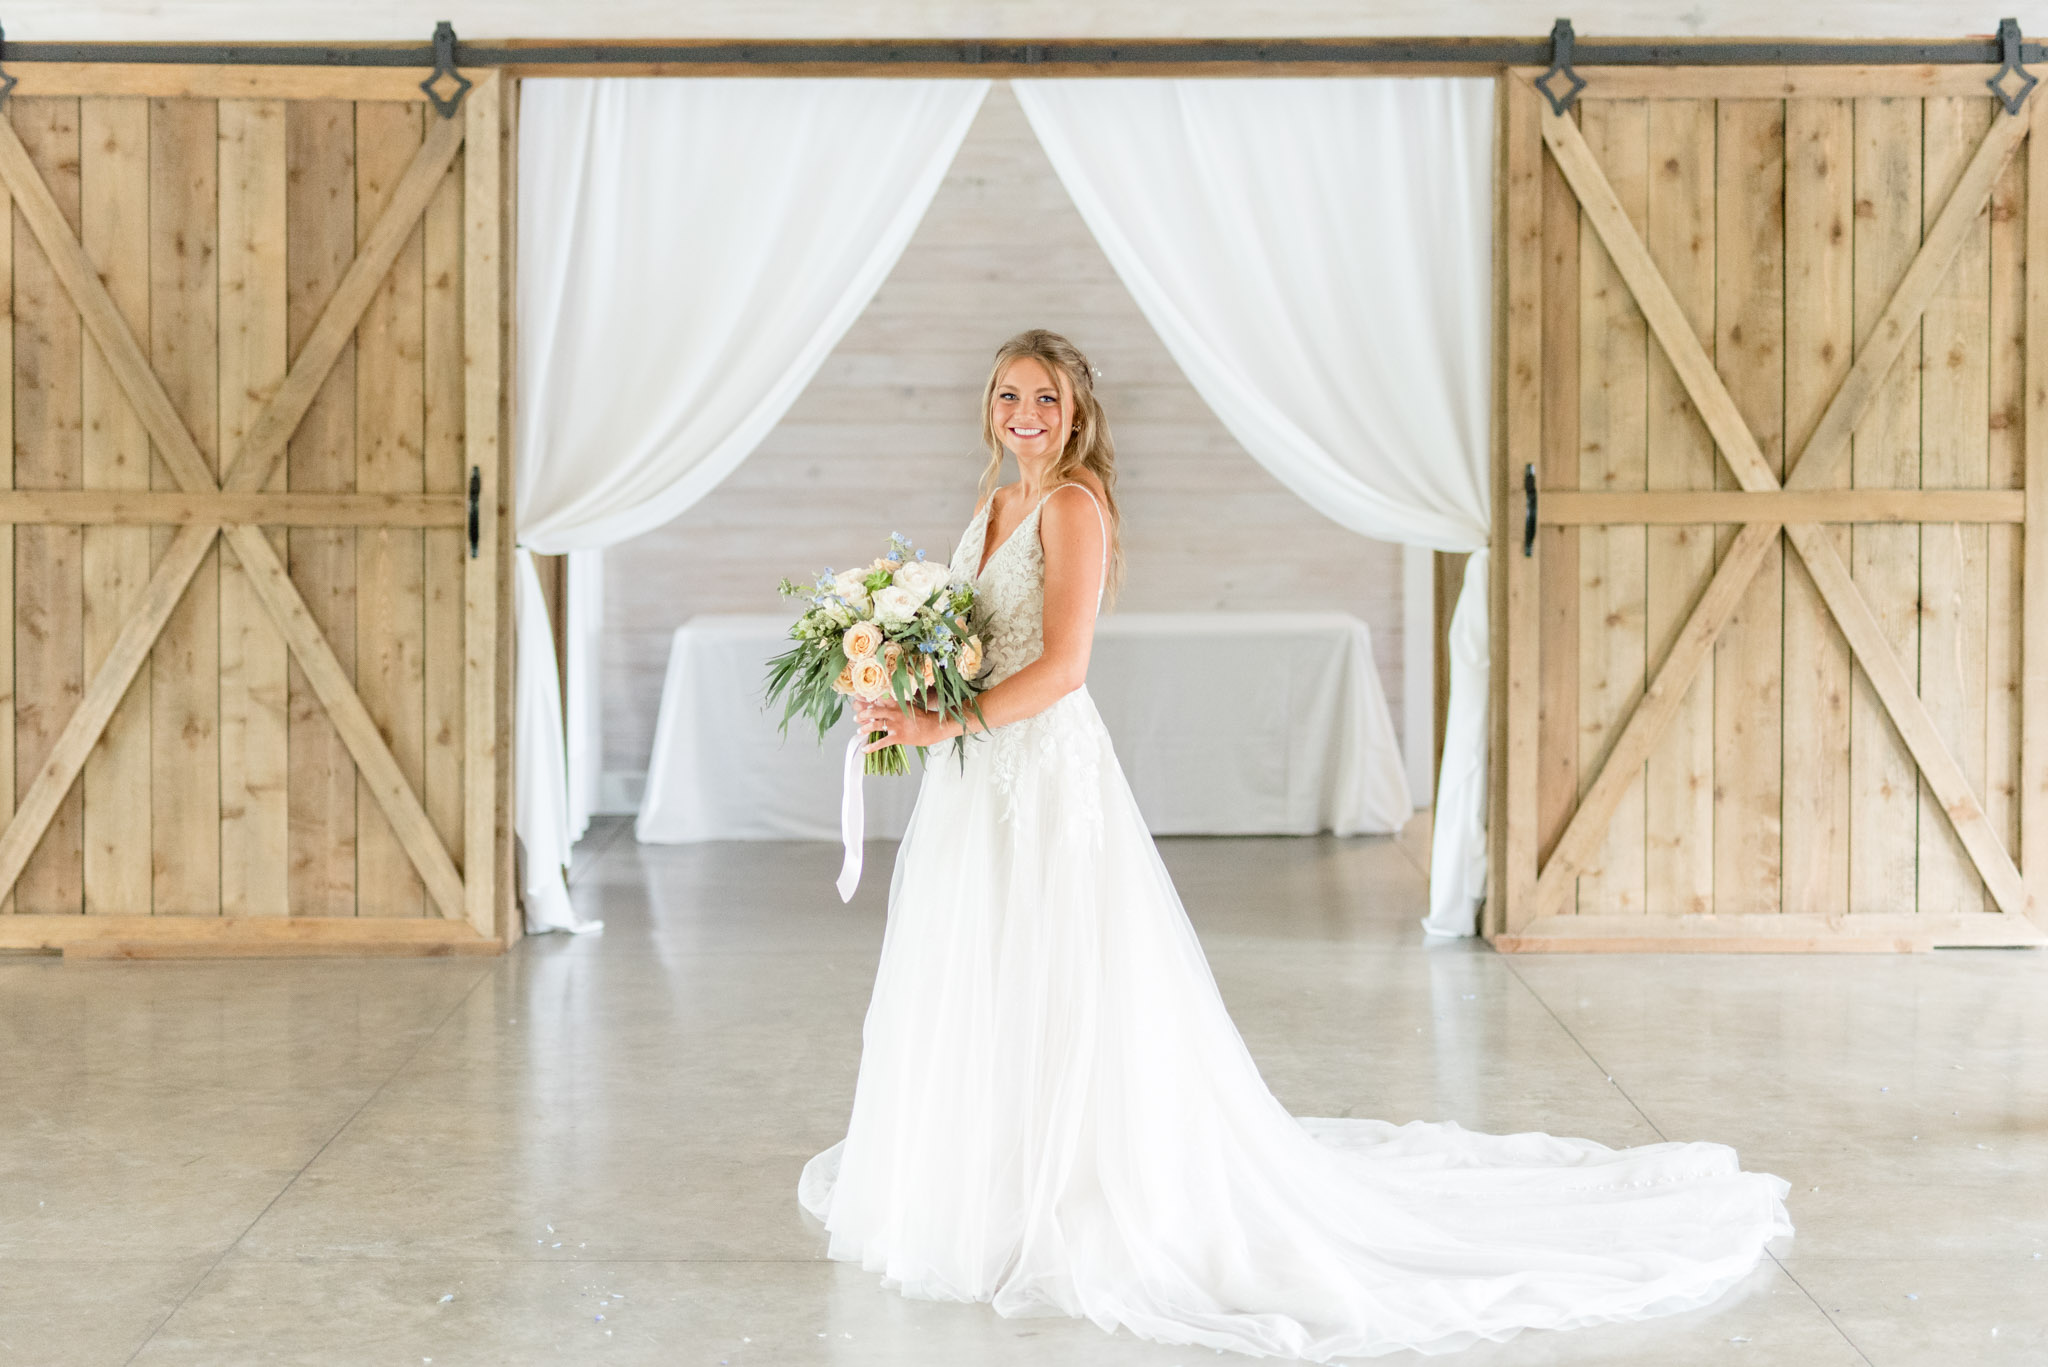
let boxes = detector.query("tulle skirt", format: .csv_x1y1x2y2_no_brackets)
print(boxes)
799,687,1792,1361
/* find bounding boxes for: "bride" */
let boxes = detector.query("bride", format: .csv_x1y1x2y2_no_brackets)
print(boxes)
799,329,1791,1361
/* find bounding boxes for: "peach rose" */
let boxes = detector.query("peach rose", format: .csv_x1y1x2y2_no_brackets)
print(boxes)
850,654,892,702
842,619,883,661
830,663,855,696
957,636,984,679
919,656,937,686
882,641,904,673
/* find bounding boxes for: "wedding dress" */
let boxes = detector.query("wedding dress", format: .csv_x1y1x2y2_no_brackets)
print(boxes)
800,485,1792,1361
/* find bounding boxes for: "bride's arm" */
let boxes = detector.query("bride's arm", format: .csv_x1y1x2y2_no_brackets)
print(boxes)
858,483,1105,748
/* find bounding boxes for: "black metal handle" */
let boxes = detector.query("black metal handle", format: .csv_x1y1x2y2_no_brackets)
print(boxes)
466,465,481,559
1522,464,1538,557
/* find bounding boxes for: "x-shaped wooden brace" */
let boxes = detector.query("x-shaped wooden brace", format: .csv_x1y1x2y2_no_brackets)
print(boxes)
0,110,470,919
1530,94,2034,921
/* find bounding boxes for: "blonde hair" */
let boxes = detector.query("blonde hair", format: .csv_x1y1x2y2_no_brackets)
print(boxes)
977,329,1125,600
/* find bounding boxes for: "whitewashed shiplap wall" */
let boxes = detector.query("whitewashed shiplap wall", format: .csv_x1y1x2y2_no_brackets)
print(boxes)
597,83,1409,803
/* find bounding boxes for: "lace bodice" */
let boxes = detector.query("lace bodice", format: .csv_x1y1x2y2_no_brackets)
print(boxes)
947,485,1106,688
946,483,1110,827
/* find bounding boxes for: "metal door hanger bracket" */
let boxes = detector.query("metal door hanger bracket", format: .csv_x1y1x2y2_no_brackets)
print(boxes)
421,20,472,119
1990,18,2037,115
0,25,18,111
467,466,481,559
1535,18,1586,116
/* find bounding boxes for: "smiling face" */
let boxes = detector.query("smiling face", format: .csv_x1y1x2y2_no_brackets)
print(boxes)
989,356,1073,469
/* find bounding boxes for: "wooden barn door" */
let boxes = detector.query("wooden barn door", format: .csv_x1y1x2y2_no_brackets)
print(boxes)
1496,64,2048,951
0,62,509,955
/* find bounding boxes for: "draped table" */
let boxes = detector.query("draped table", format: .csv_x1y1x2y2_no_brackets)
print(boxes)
634,612,1413,843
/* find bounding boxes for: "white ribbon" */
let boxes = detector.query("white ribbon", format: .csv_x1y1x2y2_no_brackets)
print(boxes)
835,732,866,902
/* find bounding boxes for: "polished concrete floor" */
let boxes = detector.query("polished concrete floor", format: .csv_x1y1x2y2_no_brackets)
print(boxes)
2,816,2044,1365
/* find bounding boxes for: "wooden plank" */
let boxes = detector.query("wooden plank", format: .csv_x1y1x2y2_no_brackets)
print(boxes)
355,100,428,918
0,912,499,957
77,96,151,916
1782,96,1856,922
1540,489,2023,523
0,99,456,918
423,120,464,882
1494,910,2046,953
1550,96,2027,505
1788,523,2027,916
0,526,216,909
1985,109,2026,915
1712,99,1786,918
1535,522,1782,916
1542,102,1777,492
0,490,462,523
1573,97,1648,916
224,523,464,921
1641,97,1716,918
218,98,292,917
1785,104,2029,495
1848,95,1924,916
1917,96,1995,916
462,72,503,937
1500,75,1543,930
219,110,463,497
1535,102,1579,866
0,114,217,496
10,65,445,103
146,97,218,916
0,133,13,912
1549,66,2007,101
2025,96,2048,929
13,97,84,916
495,72,518,944
285,98,357,921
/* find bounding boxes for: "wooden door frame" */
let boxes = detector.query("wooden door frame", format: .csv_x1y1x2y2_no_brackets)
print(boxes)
0,66,510,957
1493,66,2048,951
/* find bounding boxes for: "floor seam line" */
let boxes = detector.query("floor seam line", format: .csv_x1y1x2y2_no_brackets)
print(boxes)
117,963,499,1366
1768,1250,1877,1366
568,817,635,888
1499,958,1669,1143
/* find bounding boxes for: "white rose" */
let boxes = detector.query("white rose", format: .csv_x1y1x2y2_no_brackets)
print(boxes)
890,559,950,602
871,585,921,623
831,568,872,612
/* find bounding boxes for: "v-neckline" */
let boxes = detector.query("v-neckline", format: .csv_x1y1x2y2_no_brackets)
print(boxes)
974,489,1048,580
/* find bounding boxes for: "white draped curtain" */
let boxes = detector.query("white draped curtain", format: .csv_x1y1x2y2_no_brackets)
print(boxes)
1012,78,1495,936
515,77,991,931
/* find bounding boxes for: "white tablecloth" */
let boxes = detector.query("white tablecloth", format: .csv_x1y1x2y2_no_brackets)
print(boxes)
634,612,1413,842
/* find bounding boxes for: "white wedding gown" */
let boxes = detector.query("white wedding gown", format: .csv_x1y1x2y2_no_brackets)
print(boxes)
800,486,1792,1361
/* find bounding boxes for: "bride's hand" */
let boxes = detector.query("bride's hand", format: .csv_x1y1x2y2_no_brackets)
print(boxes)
854,698,953,751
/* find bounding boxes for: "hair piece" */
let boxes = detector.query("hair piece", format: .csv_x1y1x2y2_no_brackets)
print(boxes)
977,328,1125,600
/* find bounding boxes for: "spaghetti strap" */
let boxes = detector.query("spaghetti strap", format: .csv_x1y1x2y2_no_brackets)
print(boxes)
1045,483,1109,603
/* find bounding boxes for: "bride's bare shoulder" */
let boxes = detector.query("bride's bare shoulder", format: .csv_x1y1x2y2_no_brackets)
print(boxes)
1046,472,1109,516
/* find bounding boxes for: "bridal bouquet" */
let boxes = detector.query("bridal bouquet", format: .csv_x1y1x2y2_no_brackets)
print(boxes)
766,534,986,776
